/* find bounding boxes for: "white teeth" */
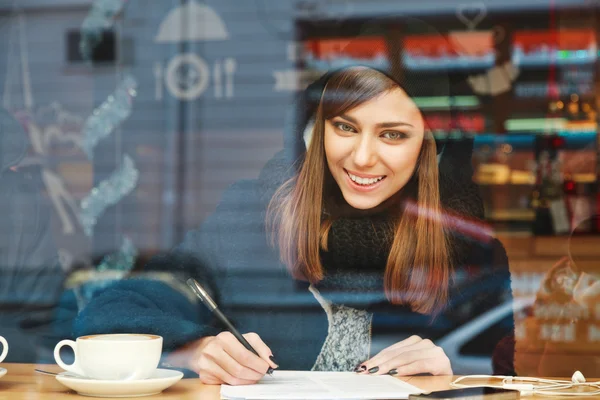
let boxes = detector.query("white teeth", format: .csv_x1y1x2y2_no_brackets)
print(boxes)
347,172,384,186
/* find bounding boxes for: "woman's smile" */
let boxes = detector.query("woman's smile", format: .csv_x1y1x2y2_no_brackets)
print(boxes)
344,169,387,192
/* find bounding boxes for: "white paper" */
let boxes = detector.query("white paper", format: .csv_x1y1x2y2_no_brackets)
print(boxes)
220,371,424,400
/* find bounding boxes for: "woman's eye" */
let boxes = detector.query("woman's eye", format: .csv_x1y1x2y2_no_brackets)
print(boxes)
382,131,406,140
334,122,355,132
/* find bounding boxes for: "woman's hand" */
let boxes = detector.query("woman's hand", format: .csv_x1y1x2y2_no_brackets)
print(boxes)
356,335,452,376
191,332,278,385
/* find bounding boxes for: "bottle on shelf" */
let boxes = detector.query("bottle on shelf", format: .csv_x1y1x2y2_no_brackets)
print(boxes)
566,93,586,121
531,137,571,235
581,102,596,122
548,100,562,120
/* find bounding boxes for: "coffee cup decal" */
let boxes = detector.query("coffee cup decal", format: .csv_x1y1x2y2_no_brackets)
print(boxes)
54,334,163,380
0,336,7,363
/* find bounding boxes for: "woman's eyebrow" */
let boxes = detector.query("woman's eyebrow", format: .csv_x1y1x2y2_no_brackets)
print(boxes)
376,121,414,128
338,114,359,124
338,114,414,128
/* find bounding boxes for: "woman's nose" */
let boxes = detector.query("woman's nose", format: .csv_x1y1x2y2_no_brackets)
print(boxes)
352,137,377,168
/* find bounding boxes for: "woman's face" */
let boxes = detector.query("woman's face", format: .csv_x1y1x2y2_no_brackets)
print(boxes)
324,87,425,210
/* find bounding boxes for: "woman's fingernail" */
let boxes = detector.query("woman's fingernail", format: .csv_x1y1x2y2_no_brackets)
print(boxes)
368,366,379,374
388,369,398,375
269,355,278,367
354,365,366,373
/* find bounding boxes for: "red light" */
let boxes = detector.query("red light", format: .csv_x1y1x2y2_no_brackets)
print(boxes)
551,137,566,148
565,181,575,192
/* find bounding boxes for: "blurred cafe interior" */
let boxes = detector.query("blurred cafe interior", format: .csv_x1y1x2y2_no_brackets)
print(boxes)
0,0,600,379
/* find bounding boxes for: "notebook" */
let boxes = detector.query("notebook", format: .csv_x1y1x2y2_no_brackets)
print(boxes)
220,370,425,400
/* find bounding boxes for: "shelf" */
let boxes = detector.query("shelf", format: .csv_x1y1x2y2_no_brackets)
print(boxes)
413,96,480,110
478,182,535,187
399,55,596,72
512,57,596,68
469,132,597,150
304,58,389,71
505,118,596,133
402,57,494,72
486,209,535,222
508,98,597,111
477,177,596,186
436,131,596,145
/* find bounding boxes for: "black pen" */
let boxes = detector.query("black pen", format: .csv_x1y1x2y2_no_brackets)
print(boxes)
186,278,274,376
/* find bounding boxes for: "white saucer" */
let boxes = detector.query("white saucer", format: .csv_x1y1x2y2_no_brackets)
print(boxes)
55,368,183,398
0,368,6,378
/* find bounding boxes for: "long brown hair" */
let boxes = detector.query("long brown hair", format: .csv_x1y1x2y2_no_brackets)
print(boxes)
266,67,451,314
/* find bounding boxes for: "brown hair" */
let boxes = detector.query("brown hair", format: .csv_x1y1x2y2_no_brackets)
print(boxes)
266,67,451,314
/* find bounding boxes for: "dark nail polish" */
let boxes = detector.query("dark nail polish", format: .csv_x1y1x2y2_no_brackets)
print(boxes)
368,366,379,374
388,369,398,375
267,367,274,375
354,365,366,373
269,355,278,366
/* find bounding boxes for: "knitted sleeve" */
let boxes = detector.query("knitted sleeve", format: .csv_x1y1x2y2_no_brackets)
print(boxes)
72,279,220,351
71,241,223,352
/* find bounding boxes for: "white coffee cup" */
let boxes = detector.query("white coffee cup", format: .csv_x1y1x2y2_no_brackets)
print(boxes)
0,336,8,363
54,334,163,380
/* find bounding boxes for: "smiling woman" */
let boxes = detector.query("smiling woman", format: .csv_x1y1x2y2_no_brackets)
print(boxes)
74,65,513,386
267,67,450,314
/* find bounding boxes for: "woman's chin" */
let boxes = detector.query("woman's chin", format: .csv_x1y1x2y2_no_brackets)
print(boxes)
341,194,382,210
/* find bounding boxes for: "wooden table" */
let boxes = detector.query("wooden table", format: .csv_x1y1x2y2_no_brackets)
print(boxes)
0,363,583,399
